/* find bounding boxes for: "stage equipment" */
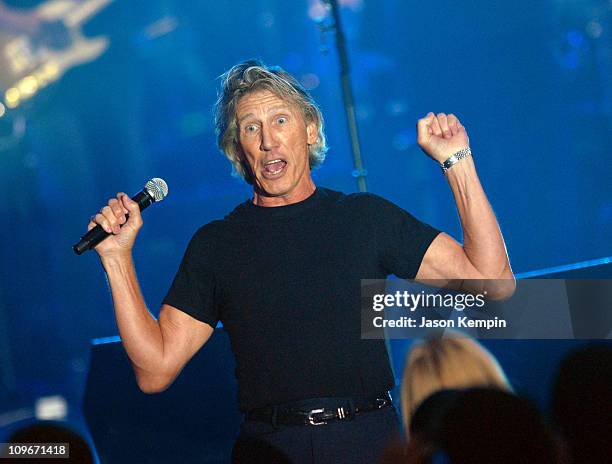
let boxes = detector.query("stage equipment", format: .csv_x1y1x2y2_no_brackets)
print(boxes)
318,0,368,192
0,0,114,111
83,329,240,464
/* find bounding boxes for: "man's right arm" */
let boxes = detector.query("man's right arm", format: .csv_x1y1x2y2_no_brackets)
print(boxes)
90,193,213,393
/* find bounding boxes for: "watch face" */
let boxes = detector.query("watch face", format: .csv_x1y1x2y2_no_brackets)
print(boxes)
442,148,471,172
444,156,458,168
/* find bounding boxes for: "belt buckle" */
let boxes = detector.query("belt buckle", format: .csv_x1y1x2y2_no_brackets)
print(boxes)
375,397,388,409
307,408,326,426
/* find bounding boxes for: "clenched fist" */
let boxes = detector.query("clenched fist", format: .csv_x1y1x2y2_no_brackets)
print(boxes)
87,192,143,258
417,112,470,164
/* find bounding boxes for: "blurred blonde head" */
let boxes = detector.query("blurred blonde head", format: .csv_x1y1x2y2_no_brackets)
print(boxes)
401,331,510,434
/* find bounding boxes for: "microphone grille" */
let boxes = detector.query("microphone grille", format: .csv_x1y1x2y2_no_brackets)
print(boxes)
145,178,169,202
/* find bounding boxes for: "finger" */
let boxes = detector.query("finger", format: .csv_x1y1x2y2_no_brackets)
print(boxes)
120,194,143,229
429,112,443,137
436,113,451,139
100,206,120,234
447,113,459,136
109,198,127,225
416,113,435,143
100,205,120,234
453,114,466,131
116,192,129,215
87,220,97,231
93,212,112,234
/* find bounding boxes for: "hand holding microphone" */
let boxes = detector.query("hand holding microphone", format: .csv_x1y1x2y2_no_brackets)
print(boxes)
74,178,168,256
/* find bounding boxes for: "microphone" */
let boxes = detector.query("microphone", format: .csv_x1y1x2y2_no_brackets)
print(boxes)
73,178,168,255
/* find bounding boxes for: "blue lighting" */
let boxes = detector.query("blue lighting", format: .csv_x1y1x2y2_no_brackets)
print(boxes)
91,335,121,346
516,256,612,279
566,30,585,48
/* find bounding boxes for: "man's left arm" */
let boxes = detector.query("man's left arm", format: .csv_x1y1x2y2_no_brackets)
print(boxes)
414,112,515,300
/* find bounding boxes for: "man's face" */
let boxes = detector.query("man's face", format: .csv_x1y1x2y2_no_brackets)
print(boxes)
236,90,318,203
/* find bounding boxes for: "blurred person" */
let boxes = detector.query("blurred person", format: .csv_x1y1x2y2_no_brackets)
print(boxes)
1,420,94,463
383,388,561,464
380,390,460,464
84,59,515,463
552,343,612,464
406,389,461,444
378,437,432,464
417,388,562,463
401,331,510,434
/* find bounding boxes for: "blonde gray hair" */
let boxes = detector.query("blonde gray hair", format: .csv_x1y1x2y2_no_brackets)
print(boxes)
214,59,328,182
401,331,511,435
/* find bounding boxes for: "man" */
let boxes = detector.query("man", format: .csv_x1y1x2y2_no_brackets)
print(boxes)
87,60,514,463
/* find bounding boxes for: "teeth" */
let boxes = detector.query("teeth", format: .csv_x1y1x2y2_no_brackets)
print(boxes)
265,159,284,166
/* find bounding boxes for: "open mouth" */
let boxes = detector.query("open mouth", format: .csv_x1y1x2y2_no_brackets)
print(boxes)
263,159,287,177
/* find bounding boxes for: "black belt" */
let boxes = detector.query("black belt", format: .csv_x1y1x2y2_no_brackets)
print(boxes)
245,392,392,426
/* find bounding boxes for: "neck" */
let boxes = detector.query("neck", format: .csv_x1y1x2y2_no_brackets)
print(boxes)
252,179,316,207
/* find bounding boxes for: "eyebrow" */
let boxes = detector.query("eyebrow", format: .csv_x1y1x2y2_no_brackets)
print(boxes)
237,105,292,124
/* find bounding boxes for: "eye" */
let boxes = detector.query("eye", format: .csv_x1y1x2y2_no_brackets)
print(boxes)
277,116,287,125
245,124,258,133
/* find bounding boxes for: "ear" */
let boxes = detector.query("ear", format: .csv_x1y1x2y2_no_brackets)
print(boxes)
306,121,318,145
235,143,255,185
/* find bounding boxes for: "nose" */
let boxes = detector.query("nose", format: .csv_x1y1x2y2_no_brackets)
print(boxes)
260,124,278,151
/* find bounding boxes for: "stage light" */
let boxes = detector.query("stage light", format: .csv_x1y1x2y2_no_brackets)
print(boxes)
42,62,60,80
35,70,51,88
308,0,364,20
586,20,602,39
392,129,417,151
35,395,68,420
566,30,585,48
386,100,408,116
18,75,39,97
143,15,178,40
308,0,329,21
300,73,320,90
258,12,275,29
5,87,20,108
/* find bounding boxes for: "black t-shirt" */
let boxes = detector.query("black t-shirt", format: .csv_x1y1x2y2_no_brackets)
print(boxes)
163,187,440,411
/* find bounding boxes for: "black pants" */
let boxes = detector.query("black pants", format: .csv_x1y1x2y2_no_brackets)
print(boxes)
232,405,400,464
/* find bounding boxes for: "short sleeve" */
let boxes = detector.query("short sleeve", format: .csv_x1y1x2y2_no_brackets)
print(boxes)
162,226,220,327
372,195,440,279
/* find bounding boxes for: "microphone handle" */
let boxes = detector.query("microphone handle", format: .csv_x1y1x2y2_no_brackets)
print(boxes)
72,190,154,255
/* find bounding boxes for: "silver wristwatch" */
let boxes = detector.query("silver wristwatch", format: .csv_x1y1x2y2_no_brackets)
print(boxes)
441,147,471,173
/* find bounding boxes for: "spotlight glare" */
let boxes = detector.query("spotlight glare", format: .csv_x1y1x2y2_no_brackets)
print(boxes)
308,1,328,21
5,87,20,108
586,21,602,39
35,71,49,87
43,62,60,80
18,75,39,96
35,395,68,420
300,73,320,90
